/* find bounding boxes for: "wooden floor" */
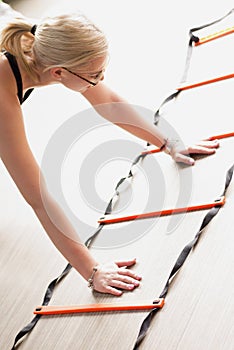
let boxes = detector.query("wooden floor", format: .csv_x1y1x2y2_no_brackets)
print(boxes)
1,1,234,349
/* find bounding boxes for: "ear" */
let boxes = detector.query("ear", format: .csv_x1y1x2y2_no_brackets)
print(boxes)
50,67,63,80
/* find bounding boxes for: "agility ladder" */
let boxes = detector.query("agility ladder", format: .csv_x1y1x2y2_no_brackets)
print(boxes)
11,8,234,350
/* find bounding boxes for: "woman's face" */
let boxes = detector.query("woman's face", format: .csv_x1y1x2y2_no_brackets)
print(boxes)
60,55,108,93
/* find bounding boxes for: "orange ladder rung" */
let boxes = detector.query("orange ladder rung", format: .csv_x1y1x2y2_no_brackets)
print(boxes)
34,298,165,315
141,132,234,156
177,73,234,91
98,197,225,225
194,25,234,46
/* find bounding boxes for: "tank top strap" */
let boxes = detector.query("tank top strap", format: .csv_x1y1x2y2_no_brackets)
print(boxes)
4,51,34,104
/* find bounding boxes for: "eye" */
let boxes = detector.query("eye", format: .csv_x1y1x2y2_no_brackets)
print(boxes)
90,73,100,79
89,70,104,80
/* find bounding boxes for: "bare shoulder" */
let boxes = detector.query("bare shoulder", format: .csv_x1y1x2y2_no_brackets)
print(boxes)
0,53,25,149
0,53,41,206
0,52,18,107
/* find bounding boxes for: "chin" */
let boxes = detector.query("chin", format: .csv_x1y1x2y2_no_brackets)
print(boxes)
79,87,90,93
68,85,90,93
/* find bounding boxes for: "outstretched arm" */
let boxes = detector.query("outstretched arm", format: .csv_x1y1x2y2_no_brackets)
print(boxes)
82,83,219,165
0,90,141,296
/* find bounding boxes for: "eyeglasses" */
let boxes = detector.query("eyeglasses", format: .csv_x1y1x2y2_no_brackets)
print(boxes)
62,67,101,86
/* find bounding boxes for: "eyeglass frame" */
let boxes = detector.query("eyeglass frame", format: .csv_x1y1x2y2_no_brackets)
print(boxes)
62,67,102,86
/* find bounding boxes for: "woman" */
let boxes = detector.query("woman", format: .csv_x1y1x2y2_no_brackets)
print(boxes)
0,6,219,296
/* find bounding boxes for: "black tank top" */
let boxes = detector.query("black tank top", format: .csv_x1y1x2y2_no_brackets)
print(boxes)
4,51,34,105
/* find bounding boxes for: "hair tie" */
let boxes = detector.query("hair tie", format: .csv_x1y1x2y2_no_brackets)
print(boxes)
30,24,37,35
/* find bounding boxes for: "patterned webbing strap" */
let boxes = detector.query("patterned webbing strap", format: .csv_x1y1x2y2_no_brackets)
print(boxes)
154,8,234,124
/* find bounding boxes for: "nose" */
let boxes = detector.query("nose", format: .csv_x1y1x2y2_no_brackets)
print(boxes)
92,71,105,87
94,72,104,86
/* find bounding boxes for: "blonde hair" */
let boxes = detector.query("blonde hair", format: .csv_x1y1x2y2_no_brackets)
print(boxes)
0,13,108,81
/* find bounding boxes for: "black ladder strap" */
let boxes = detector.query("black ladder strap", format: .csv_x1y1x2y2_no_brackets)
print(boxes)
10,153,147,349
85,153,146,248
188,8,234,43
10,263,72,349
10,8,234,347
132,163,234,349
154,8,234,122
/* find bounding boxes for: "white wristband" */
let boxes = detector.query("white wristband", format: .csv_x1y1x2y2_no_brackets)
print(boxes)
88,266,98,289
161,138,179,155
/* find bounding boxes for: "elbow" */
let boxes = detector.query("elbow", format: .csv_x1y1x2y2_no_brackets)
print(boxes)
22,177,51,211
24,190,45,211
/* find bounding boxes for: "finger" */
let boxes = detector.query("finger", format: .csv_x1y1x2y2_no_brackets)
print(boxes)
117,273,141,286
198,140,220,148
110,279,136,291
174,153,195,165
189,145,216,154
115,258,137,268
118,268,142,281
105,285,123,296
180,145,216,156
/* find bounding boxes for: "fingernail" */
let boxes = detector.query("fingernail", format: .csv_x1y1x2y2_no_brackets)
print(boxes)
128,284,135,289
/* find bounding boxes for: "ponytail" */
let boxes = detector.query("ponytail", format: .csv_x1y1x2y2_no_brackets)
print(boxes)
0,19,39,81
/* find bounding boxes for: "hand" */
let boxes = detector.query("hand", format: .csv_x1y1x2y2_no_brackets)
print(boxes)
169,139,220,165
92,258,142,296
